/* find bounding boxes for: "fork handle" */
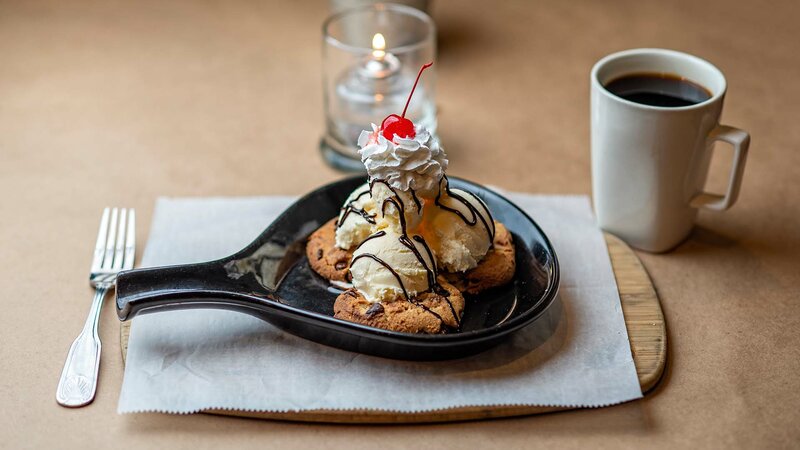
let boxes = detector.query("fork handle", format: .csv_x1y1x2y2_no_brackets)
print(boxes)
56,286,108,407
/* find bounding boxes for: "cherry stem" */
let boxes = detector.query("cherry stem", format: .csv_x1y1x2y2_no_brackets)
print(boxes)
401,62,433,119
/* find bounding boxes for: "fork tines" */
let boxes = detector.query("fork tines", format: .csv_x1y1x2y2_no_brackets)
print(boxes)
91,207,135,273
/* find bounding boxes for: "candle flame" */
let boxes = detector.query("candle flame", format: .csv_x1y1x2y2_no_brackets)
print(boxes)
372,33,386,58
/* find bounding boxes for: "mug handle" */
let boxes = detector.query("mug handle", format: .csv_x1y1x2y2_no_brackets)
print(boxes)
689,125,750,211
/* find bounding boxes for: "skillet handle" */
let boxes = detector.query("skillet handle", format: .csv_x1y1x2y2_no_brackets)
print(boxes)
115,261,275,321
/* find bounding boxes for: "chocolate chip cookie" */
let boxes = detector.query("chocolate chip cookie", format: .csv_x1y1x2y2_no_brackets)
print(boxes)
333,277,465,334
305,218,352,282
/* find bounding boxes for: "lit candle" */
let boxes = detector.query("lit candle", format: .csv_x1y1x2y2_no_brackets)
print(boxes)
359,33,400,81
372,33,386,59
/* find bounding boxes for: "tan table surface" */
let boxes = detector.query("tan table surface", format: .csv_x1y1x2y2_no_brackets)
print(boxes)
2,0,799,448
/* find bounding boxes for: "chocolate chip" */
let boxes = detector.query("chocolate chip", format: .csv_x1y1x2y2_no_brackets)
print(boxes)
316,249,323,260
433,284,450,297
345,271,353,282
345,290,358,298
335,261,347,270
365,303,384,318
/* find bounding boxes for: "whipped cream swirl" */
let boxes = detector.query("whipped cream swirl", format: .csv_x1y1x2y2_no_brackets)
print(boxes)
357,124,448,197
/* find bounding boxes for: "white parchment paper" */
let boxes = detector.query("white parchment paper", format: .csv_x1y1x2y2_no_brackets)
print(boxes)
118,194,642,414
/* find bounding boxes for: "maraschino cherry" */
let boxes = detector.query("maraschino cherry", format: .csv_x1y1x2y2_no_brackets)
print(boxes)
380,62,433,141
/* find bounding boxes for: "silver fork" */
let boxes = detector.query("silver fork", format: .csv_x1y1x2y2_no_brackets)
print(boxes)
56,207,135,407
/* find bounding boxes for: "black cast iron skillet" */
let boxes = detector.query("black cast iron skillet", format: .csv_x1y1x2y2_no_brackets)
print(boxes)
115,176,560,360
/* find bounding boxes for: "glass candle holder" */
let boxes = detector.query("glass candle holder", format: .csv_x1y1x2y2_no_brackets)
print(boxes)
321,3,437,171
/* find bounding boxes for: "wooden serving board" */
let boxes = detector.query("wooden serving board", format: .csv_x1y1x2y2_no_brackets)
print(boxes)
120,233,666,423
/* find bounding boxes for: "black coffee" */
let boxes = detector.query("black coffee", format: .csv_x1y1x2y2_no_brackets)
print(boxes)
604,72,712,107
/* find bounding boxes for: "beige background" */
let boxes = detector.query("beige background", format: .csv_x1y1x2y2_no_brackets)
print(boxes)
1,0,798,448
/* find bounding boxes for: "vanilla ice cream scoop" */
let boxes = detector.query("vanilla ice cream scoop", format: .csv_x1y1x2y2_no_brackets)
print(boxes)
334,179,424,250
350,229,437,303
335,183,376,250
369,179,424,232
425,180,496,272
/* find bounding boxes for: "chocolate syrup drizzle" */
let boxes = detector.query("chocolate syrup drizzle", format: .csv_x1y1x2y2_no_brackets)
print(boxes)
337,187,376,228
348,178,461,331
434,176,496,246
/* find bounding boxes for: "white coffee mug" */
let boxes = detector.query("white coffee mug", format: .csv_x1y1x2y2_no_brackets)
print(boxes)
591,48,750,252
